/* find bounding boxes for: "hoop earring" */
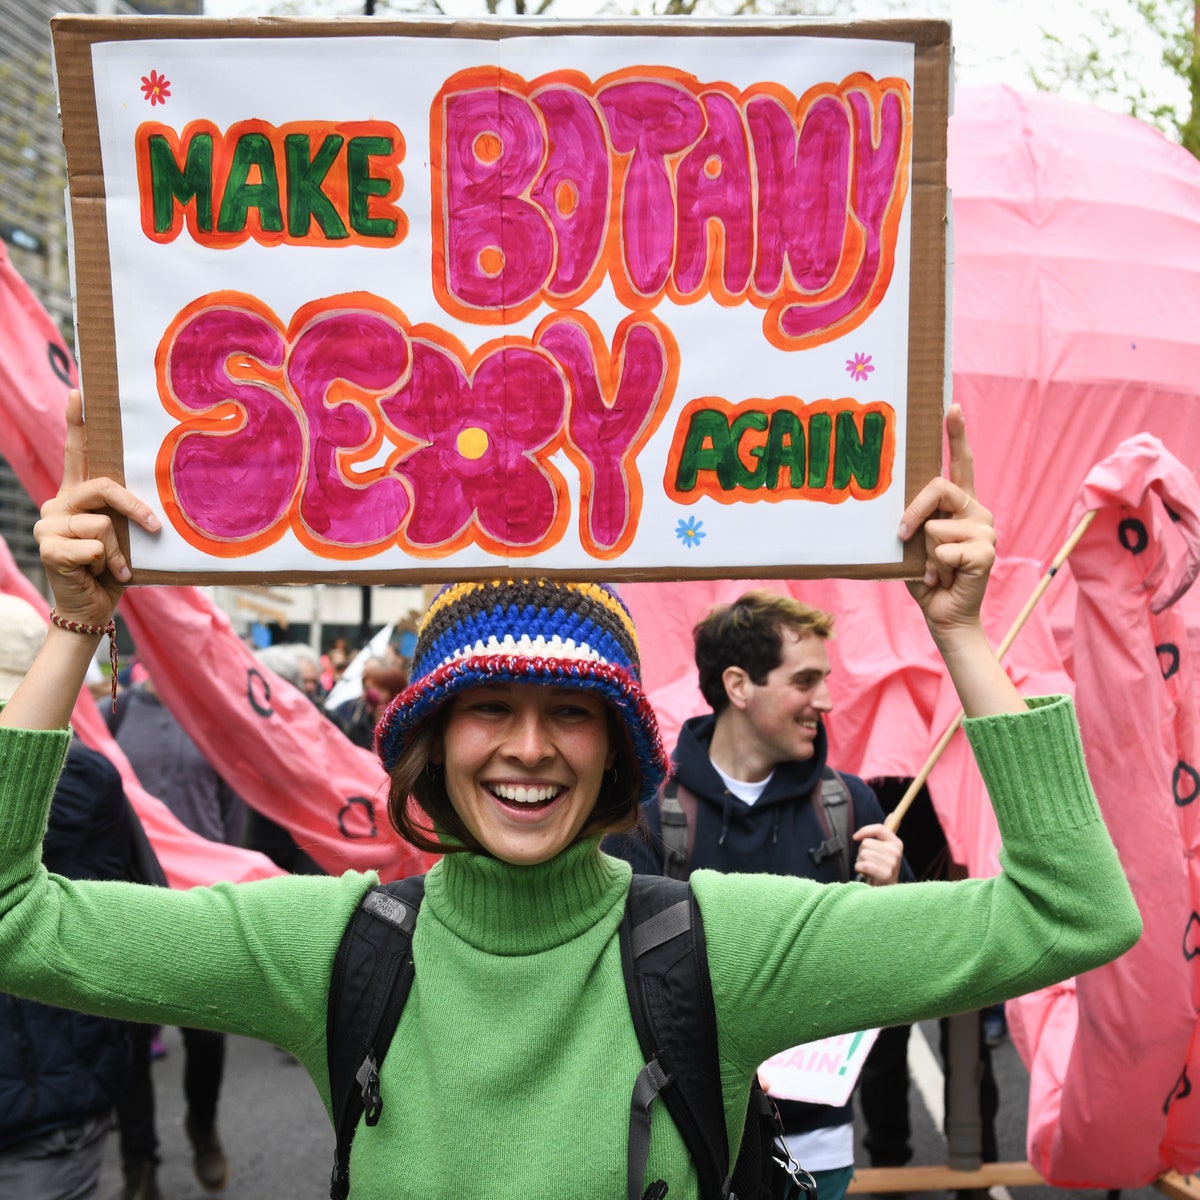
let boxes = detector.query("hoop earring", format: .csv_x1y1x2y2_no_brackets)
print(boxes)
425,760,443,780
607,765,619,790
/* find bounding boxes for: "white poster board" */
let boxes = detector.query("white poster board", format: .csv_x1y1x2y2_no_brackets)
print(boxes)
53,17,949,584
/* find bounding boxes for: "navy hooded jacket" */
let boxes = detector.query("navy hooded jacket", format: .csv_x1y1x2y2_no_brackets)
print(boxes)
606,712,906,1136
0,741,133,1150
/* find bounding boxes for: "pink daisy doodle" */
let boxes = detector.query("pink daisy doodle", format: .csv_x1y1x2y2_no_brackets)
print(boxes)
845,352,875,382
140,70,171,106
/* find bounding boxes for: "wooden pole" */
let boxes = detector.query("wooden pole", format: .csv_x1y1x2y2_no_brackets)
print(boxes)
884,509,1097,833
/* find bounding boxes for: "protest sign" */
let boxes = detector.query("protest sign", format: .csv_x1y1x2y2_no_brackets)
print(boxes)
52,15,949,584
758,1028,880,1107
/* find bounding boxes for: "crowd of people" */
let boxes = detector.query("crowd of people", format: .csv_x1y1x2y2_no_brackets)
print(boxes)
0,395,1140,1200
4,605,412,1199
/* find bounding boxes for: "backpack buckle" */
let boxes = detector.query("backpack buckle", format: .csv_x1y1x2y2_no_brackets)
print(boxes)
356,1051,383,1126
808,835,843,865
773,1140,817,1200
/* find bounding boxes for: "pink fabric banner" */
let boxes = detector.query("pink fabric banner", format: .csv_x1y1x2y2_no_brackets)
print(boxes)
0,534,280,888
949,84,1200,660
1014,437,1200,1185
0,241,434,884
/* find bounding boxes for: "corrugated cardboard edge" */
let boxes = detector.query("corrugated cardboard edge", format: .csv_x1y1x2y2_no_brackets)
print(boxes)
51,14,948,587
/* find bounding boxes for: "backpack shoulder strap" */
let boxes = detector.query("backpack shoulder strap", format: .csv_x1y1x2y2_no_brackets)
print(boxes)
619,874,729,1200
809,766,855,883
658,776,699,880
327,874,426,1200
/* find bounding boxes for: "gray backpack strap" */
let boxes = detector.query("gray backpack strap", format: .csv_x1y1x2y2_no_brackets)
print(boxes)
658,777,697,881
809,767,855,883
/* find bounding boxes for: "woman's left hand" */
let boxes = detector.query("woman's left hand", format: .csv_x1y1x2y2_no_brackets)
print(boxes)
897,404,996,649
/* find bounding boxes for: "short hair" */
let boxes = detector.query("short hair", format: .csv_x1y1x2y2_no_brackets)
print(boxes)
386,702,643,857
255,643,308,690
362,660,409,700
693,590,834,715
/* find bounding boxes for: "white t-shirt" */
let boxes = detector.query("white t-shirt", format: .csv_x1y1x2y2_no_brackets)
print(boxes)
712,762,772,806
782,1121,855,1172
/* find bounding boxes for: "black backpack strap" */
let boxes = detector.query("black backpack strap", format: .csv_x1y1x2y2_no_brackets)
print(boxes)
809,766,855,882
619,875,729,1200
327,874,425,1200
658,776,698,881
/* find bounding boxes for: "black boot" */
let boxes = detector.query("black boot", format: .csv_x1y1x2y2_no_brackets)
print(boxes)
122,1159,163,1200
185,1110,230,1192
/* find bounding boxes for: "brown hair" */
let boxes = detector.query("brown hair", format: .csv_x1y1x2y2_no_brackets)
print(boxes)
693,590,835,715
386,701,644,857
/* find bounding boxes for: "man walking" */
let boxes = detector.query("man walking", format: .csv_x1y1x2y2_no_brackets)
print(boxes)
610,589,907,1200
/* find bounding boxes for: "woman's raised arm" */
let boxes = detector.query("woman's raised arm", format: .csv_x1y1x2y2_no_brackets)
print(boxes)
1,390,160,731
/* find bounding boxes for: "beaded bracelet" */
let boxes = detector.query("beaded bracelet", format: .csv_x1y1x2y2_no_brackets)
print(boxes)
49,608,119,711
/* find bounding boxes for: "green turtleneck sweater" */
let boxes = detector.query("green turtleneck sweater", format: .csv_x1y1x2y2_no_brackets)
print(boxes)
0,696,1139,1198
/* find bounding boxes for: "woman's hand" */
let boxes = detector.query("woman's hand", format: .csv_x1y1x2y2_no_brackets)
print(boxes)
897,405,995,650
34,390,160,628
897,405,1022,718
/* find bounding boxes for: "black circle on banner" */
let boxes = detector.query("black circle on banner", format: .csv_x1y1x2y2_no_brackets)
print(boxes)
1118,518,1148,556
48,342,74,387
1156,643,1181,681
1184,913,1200,961
247,668,273,718
338,797,378,840
1173,761,1199,807
1163,1066,1192,1115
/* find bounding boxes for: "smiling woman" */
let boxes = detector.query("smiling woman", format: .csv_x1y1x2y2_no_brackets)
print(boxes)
0,395,1142,1200
379,580,662,864
378,578,663,860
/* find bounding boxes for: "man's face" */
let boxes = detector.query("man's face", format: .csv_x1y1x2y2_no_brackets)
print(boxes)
736,630,832,767
299,661,321,697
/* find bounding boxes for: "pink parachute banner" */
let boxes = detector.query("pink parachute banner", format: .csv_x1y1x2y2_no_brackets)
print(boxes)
0,239,434,884
630,83,1200,1184
1010,437,1200,1185
0,537,281,888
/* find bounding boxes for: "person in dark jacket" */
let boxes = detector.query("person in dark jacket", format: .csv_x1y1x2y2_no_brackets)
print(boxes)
0,594,134,1200
608,589,909,1200
107,673,243,1194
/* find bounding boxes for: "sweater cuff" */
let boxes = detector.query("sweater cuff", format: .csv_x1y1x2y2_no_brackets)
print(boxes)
0,727,70,857
963,695,1101,842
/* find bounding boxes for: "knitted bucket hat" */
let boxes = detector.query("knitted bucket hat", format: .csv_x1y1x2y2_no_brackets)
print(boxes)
375,579,668,804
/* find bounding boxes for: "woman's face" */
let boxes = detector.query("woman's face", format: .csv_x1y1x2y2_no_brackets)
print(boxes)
438,682,616,866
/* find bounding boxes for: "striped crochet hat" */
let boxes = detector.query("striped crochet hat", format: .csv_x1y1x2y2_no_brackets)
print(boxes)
376,579,667,803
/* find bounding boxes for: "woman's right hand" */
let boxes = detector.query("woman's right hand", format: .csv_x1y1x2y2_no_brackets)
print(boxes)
34,389,161,627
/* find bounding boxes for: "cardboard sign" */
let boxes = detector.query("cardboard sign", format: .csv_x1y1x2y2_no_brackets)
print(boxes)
52,16,949,584
758,1028,880,1106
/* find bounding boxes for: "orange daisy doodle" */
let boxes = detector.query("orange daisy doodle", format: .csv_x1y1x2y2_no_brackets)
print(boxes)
140,70,171,106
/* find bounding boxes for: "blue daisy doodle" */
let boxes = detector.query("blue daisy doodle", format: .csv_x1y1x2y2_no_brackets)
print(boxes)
675,516,706,549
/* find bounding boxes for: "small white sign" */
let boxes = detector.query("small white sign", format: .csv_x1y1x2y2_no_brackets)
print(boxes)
758,1028,880,1107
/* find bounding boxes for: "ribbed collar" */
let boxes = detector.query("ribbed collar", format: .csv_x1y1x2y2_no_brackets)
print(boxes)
423,837,631,955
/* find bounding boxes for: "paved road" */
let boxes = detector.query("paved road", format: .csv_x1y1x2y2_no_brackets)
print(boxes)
98,1026,331,1200
96,1017,1158,1200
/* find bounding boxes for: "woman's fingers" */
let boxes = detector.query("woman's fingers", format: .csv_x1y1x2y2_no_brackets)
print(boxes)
945,404,976,498
897,405,980,541
49,476,162,535
38,510,131,582
61,389,89,491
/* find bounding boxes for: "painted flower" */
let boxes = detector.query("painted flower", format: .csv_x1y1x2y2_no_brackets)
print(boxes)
845,352,875,382
675,516,706,549
140,70,171,106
